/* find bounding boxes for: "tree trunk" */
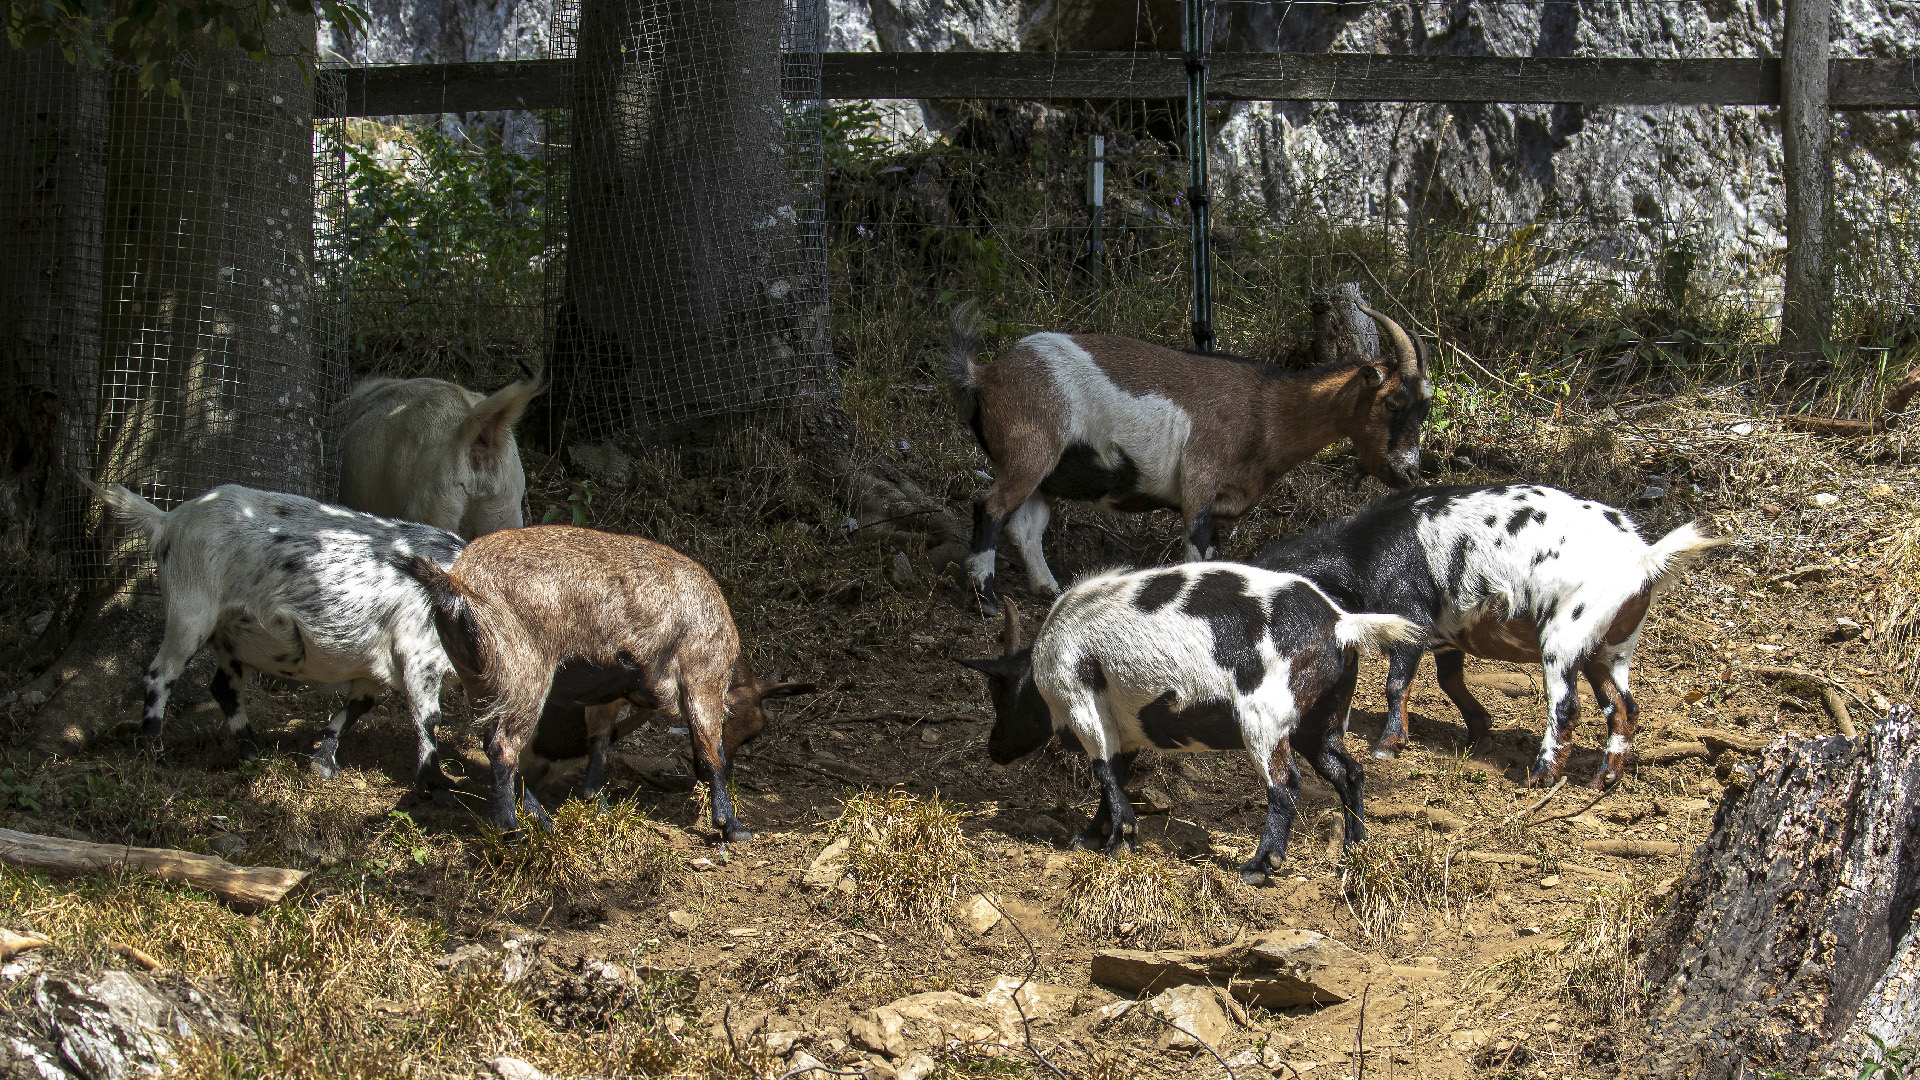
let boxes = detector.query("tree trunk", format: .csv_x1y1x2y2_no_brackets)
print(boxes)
556,0,834,441
1638,705,1920,1077
94,14,327,543
0,47,108,616
32,17,331,752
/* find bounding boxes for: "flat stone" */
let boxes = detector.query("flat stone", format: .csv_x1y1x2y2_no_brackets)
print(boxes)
1146,985,1233,1050
1092,929,1377,1009
490,1056,550,1080
803,837,852,891
956,894,1002,936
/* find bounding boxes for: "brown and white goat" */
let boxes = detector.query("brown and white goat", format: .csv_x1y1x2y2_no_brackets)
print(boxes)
949,306,1433,613
398,526,814,841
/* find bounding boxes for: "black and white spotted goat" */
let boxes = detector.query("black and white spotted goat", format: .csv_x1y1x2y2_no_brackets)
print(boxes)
91,482,463,797
957,563,1420,884
1253,484,1727,788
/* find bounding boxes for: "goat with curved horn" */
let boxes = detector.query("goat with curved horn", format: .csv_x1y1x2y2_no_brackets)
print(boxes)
1358,304,1429,388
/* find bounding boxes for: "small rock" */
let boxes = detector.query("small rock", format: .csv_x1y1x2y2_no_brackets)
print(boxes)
1450,454,1475,471
762,1030,804,1055
787,1050,827,1074
891,551,916,586
1640,485,1665,503
1810,493,1840,509
491,1055,551,1080
1041,854,1071,879
1538,875,1560,889
208,834,248,858
566,442,634,489
956,894,1003,936
894,1052,938,1080
1146,984,1234,1050
1090,999,1135,1028
666,910,698,931
803,837,852,891
1761,503,1782,521
1517,926,1544,937
920,728,941,745
1128,785,1175,815
1022,814,1071,843
1829,617,1864,643
1093,928,1374,1008
1730,422,1754,436
1869,483,1895,498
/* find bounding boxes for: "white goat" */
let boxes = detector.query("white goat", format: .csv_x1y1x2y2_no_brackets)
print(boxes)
91,482,463,796
338,377,540,539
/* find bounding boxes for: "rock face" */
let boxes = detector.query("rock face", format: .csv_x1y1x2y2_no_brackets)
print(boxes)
1,968,248,1080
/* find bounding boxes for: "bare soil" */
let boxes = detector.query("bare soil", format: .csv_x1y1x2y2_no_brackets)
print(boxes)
1,394,1912,1079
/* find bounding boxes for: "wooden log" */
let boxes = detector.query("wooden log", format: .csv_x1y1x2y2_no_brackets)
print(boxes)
0,928,53,961
311,55,1920,117
1780,0,1834,365
1639,707,1920,1076
0,828,308,908
1638,741,1712,765
1673,724,1776,755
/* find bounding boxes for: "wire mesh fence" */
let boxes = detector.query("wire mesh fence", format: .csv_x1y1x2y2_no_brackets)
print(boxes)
0,28,347,601
539,0,835,442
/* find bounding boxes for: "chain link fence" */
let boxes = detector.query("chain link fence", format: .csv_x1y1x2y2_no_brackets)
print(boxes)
0,29,346,601
539,0,835,442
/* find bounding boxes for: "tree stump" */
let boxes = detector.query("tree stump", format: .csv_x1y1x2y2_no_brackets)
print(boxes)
1638,705,1920,1077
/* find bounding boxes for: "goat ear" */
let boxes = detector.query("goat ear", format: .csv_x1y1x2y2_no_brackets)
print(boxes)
1359,365,1386,389
462,380,542,470
759,681,820,700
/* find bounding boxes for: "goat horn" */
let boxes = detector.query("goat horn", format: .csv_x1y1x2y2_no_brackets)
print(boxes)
1001,601,1022,655
1878,367,1920,432
1358,304,1422,382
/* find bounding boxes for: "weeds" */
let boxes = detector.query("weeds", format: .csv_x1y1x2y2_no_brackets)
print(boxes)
476,798,681,908
830,788,982,928
1340,832,1493,941
1059,850,1232,948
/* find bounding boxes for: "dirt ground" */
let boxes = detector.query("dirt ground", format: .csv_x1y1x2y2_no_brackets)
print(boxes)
0,391,1911,1080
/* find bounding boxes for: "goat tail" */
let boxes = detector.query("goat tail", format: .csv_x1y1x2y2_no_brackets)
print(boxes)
1640,521,1730,594
391,552,487,675
1334,612,1425,657
945,300,984,421
83,479,167,542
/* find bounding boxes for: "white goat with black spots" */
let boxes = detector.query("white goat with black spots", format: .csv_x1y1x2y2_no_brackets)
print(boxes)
1253,483,1727,787
957,563,1420,885
90,482,463,797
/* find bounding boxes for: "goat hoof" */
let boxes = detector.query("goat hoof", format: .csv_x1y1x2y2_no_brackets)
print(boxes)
1237,864,1271,887
721,823,754,844
1371,746,1398,761
1470,736,1497,757
1522,768,1557,789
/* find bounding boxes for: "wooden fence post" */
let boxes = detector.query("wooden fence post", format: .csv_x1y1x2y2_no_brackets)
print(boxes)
1780,0,1833,367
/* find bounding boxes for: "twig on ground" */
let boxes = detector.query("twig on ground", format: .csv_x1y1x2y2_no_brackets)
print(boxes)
1353,985,1369,1080
1526,775,1622,828
1137,1011,1238,1080
977,892,1072,1080
1518,777,1567,820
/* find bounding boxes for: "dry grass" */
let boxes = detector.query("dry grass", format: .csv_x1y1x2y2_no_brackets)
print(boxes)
1058,851,1233,948
1339,832,1494,941
1464,881,1664,1022
474,798,683,909
830,788,983,929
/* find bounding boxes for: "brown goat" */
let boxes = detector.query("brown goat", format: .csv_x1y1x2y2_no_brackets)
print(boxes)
948,304,1432,614
399,526,814,841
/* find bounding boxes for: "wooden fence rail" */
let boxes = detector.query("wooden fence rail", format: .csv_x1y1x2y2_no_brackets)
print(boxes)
317,52,1920,118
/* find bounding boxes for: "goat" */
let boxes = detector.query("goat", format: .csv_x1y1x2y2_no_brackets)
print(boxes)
1252,483,1728,787
89,482,462,796
947,305,1432,614
956,564,1420,884
338,377,540,539
396,526,815,840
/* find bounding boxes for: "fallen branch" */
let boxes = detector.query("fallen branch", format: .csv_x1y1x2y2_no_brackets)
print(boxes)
1580,839,1681,858
1459,852,1616,880
1639,741,1712,765
0,828,308,908
112,942,163,971
1733,668,1859,736
1783,367,1920,438
0,928,52,961
1673,724,1775,755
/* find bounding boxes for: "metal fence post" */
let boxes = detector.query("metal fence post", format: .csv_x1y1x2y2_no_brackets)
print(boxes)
1085,133,1105,293
1781,0,1833,367
1184,0,1214,354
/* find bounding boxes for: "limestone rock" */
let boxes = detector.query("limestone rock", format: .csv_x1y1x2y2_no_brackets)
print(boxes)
1092,929,1376,1008
30,970,245,1080
849,990,1013,1059
956,894,1002,936
803,837,852,891
1146,984,1234,1050
0,1032,73,1080
489,1057,550,1080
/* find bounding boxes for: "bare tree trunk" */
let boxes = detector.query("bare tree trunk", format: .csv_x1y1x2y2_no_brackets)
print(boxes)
0,48,107,622
1638,706,1920,1077
558,0,833,441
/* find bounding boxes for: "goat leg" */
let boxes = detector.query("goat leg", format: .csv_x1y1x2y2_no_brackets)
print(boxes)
579,702,619,810
1070,749,1135,851
310,682,379,781
689,693,751,845
1433,648,1496,754
968,500,1006,616
1583,660,1636,789
209,649,258,762
1373,644,1426,759
1241,738,1303,885
1089,756,1136,858
1526,663,1582,787
1305,658,1367,848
